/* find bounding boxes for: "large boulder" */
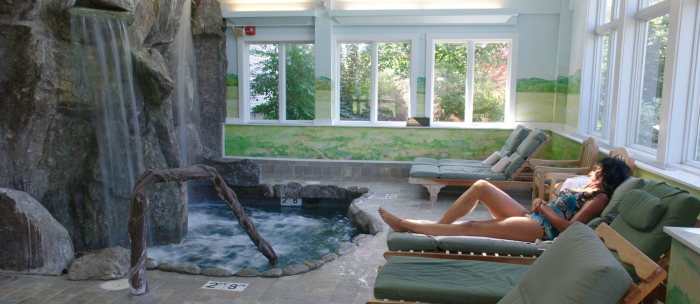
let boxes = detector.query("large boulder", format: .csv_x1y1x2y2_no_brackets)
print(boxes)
348,200,383,235
0,188,75,275
204,158,262,187
67,246,129,280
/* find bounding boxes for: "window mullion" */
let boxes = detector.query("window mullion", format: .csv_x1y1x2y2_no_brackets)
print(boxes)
239,40,250,123
370,42,378,124
466,41,475,123
279,43,286,122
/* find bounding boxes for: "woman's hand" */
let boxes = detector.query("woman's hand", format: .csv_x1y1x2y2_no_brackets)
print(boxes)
532,198,546,213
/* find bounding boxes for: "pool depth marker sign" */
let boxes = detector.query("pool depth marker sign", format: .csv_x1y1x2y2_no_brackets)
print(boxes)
278,185,303,206
202,281,249,291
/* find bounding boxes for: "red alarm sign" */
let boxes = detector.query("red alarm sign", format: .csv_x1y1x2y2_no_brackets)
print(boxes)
244,26,256,36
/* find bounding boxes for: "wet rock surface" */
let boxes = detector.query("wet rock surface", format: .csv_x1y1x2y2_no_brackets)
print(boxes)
282,264,310,276
202,268,232,277
335,242,358,256
305,260,324,270
68,247,129,280
145,258,160,270
0,188,75,275
234,268,260,277
158,262,201,275
204,158,262,187
352,234,374,247
322,253,338,263
261,268,283,278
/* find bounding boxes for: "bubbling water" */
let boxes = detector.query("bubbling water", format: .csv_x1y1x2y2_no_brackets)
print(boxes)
147,200,359,272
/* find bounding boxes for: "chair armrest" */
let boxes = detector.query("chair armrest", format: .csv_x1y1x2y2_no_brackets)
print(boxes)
534,166,590,176
528,159,579,168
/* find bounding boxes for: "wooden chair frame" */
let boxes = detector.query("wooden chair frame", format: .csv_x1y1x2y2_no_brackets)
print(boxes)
367,223,667,304
529,137,600,200
409,133,551,201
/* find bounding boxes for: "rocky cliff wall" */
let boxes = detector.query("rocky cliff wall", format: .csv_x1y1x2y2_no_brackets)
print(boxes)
0,0,226,252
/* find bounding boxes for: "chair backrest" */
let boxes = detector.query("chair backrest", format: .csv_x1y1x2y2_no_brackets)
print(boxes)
503,128,551,180
580,137,600,172
499,222,658,304
609,147,635,174
594,223,667,304
609,181,700,280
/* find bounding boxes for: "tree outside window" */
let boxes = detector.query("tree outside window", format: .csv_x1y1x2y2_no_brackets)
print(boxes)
339,42,411,122
432,41,509,123
635,14,668,149
249,43,315,121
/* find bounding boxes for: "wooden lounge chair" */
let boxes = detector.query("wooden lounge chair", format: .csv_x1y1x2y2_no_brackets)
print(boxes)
528,137,600,200
368,222,666,304
409,126,551,201
384,179,700,276
545,146,636,201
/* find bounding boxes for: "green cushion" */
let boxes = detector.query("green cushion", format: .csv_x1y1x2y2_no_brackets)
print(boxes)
386,229,439,251
601,177,648,224
409,164,439,178
502,129,547,177
619,189,667,231
586,217,605,230
501,222,633,304
439,166,507,181
437,159,485,167
438,237,549,257
413,157,437,166
503,152,524,177
515,128,547,157
375,256,528,304
610,181,700,280
498,125,529,157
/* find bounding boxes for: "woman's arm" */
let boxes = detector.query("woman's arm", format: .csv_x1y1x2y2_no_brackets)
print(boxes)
538,193,609,232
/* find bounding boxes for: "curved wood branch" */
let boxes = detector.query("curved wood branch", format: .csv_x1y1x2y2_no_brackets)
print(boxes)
127,164,278,295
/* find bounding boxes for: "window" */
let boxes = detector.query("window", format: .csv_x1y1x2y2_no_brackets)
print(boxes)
580,0,700,171
338,41,411,123
592,33,612,135
431,40,510,124
247,42,315,122
632,13,668,150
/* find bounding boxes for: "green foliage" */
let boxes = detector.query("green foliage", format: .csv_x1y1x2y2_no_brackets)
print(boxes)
249,44,315,120
433,42,508,122
339,43,372,121
635,14,668,149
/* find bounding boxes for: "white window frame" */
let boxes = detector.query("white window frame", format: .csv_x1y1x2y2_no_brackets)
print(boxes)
581,0,700,174
333,34,419,126
425,33,518,127
236,34,316,124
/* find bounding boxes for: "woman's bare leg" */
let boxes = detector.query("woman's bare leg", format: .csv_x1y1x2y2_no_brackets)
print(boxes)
437,180,529,224
379,208,544,242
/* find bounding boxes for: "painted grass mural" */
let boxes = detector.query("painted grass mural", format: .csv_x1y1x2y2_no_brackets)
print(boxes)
225,125,521,161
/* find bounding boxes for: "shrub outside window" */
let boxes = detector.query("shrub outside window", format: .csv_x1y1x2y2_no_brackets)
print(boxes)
248,42,315,122
338,41,412,123
431,41,510,124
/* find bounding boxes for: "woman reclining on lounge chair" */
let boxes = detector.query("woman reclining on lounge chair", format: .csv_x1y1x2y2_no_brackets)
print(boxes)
379,157,630,242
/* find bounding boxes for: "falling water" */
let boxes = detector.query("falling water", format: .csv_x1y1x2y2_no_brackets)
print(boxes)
71,13,144,248
171,0,199,166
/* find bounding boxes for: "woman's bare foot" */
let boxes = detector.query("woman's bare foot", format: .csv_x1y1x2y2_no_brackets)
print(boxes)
378,207,408,232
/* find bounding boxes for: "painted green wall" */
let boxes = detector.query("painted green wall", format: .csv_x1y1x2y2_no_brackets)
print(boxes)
225,125,517,161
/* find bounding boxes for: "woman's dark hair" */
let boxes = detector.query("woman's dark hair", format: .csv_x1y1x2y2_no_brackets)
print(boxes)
598,157,631,196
